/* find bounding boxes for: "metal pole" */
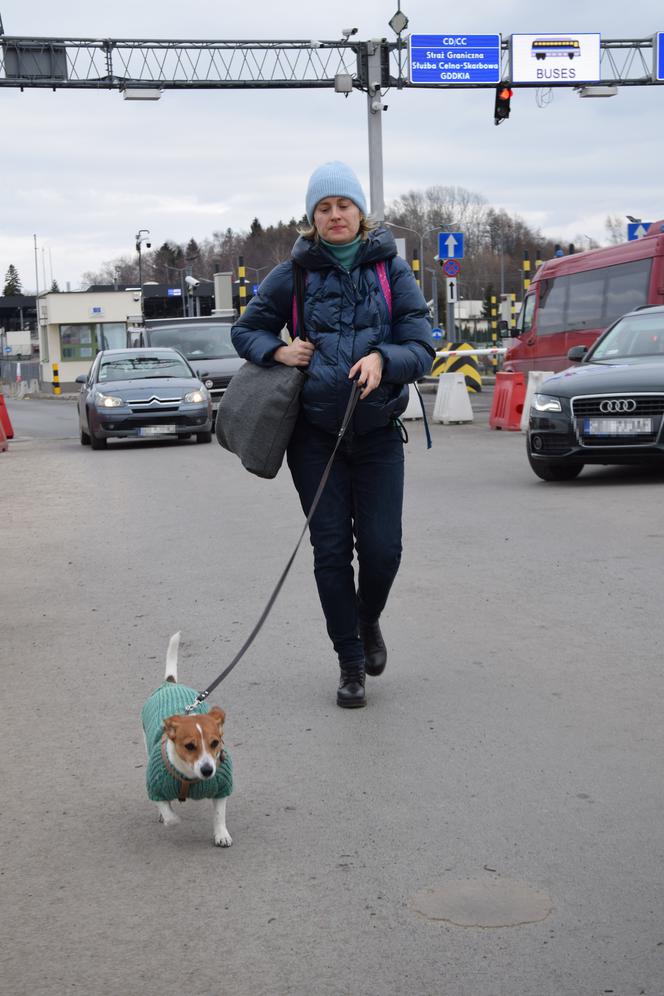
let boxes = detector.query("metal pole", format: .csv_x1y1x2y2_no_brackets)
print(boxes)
366,39,385,221
180,271,186,317
430,269,438,326
33,233,41,362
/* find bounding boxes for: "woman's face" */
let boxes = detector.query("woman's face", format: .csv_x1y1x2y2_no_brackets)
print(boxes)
313,196,362,244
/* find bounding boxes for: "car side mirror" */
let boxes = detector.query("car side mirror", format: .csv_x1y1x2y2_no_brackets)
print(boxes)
75,374,87,384
567,345,588,363
498,320,510,337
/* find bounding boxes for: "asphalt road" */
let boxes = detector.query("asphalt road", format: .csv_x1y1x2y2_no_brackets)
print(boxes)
2,394,664,996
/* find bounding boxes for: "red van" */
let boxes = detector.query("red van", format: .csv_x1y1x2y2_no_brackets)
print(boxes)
503,221,664,373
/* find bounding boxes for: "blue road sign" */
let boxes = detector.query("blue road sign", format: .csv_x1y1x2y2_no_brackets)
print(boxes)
627,222,652,241
656,32,664,81
409,34,501,85
167,287,182,296
439,232,464,259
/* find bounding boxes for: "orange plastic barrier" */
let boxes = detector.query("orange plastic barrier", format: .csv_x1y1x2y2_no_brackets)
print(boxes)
0,393,14,439
489,371,526,431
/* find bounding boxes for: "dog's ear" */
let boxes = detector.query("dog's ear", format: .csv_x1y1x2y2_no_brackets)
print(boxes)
163,715,180,740
208,706,226,729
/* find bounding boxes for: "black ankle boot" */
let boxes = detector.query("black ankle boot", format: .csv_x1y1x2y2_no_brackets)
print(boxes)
337,661,366,708
358,619,387,676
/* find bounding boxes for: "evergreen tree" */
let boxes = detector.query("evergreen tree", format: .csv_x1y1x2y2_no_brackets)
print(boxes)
3,264,22,296
50,279,61,292
185,238,201,262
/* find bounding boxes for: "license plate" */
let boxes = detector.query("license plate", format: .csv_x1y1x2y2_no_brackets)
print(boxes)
584,417,652,435
138,425,177,436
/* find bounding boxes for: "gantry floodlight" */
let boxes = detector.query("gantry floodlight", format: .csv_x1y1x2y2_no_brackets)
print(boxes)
575,85,618,97
123,88,162,100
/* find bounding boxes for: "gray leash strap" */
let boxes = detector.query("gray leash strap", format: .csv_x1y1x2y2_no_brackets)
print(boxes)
185,380,362,713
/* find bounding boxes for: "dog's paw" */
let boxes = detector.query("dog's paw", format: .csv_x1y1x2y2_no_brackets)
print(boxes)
214,830,233,847
159,812,181,828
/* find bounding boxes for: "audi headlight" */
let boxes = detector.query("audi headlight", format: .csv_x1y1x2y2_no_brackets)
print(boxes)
184,388,208,404
532,393,562,413
95,391,124,408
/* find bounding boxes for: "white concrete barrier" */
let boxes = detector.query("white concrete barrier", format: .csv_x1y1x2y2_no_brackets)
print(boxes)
520,371,555,432
402,384,423,420
433,373,474,424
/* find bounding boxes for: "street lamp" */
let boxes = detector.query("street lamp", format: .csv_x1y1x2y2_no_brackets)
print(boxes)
384,221,443,295
134,229,151,305
244,264,270,287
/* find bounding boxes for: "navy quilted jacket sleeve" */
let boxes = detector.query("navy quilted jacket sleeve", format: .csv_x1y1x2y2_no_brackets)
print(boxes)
230,261,293,366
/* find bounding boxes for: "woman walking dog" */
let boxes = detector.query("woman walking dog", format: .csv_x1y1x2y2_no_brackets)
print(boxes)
231,161,434,708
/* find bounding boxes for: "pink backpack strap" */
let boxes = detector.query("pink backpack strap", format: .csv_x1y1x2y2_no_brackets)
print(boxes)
292,292,298,337
375,260,392,317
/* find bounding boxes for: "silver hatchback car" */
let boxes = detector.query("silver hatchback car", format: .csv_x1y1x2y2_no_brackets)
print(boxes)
76,348,213,449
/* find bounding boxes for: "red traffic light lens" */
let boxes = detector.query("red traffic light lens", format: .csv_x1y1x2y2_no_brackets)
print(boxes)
498,87,513,100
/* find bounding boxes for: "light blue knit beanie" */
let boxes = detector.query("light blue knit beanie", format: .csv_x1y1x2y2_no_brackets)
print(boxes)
305,161,368,223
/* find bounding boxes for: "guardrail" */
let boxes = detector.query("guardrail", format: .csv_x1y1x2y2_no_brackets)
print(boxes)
0,360,41,396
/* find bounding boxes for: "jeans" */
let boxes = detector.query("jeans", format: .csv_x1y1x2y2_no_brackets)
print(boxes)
287,414,404,665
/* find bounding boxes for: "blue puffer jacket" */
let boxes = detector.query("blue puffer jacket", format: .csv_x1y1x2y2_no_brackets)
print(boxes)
230,227,435,436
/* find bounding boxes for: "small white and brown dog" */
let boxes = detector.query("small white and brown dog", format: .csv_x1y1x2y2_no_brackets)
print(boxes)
141,632,233,847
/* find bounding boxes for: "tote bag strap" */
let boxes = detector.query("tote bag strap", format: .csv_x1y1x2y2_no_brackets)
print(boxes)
291,263,307,341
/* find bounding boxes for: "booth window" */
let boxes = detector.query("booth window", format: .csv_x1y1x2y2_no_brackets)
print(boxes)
59,322,127,359
60,324,97,360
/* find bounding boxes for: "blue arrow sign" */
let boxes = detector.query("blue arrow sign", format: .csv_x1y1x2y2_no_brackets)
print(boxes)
627,222,652,241
409,34,501,85
656,32,664,81
439,232,464,259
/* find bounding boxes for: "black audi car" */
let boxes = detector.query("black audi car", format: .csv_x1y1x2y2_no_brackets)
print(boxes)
527,305,664,481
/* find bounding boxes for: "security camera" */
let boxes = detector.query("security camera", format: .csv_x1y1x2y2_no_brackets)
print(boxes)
146,242,151,249
342,27,358,39
184,275,200,288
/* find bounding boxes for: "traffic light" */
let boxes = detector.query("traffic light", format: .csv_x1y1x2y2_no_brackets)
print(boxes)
494,84,513,125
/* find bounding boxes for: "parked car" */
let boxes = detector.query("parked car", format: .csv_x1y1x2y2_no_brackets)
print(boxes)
526,305,664,481
76,348,212,449
133,320,244,422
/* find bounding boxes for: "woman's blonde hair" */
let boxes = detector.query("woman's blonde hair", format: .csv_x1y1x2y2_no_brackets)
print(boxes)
298,213,379,241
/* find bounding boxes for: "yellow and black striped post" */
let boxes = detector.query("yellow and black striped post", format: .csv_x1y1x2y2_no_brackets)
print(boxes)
431,343,482,392
52,363,61,395
238,256,247,314
535,247,542,272
510,292,517,330
522,250,531,297
411,247,421,289
490,294,498,371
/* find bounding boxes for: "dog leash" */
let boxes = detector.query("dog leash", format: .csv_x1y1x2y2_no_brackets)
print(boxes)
184,380,362,714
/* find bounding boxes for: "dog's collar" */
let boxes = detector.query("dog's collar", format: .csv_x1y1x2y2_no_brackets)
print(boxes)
160,736,201,802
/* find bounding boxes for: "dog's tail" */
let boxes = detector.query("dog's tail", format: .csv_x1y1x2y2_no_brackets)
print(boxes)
165,631,181,683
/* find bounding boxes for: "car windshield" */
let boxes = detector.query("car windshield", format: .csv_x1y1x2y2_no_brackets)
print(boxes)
98,353,192,381
589,313,664,362
147,323,238,360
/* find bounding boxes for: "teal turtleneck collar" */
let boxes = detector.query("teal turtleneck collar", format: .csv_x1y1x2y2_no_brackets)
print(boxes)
320,234,362,271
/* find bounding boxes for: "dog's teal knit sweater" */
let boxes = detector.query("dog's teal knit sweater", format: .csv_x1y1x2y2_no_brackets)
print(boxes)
141,682,233,803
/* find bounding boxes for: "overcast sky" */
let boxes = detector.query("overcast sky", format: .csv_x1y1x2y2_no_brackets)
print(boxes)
1,0,662,292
